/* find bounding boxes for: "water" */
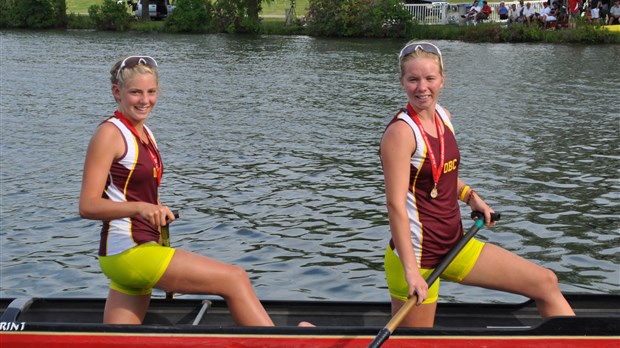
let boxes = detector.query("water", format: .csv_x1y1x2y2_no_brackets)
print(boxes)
1,30,618,304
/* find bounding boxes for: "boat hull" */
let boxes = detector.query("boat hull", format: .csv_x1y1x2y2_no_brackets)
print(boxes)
2,332,618,348
1,294,618,347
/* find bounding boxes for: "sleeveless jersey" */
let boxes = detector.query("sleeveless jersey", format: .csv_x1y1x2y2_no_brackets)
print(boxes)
99,117,163,256
386,104,462,268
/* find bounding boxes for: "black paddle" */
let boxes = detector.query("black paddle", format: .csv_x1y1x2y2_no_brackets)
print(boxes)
368,210,501,348
161,211,179,300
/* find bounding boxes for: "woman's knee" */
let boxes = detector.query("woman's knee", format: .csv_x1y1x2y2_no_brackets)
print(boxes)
543,267,559,285
228,264,250,281
221,265,258,298
534,267,561,295
225,265,253,288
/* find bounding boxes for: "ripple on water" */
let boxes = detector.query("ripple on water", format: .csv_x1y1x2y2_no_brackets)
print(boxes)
1,33,618,302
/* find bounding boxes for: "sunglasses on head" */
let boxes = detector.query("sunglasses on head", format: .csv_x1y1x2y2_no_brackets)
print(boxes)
398,42,443,70
116,56,158,81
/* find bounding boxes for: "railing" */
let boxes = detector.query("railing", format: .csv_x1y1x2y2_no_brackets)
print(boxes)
403,3,450,25
403,1,547,25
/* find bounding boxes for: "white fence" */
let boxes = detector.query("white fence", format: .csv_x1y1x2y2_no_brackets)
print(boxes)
403,1,547,25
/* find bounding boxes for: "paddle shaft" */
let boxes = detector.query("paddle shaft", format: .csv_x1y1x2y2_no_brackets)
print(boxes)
162,211,179,300
368,211,500,348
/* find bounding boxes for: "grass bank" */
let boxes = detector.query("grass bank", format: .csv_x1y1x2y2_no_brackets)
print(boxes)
66,0,309,16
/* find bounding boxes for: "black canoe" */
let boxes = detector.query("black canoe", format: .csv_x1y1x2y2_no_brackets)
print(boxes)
1,293,619,348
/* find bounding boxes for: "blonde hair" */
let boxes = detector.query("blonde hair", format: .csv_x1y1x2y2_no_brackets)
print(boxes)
398,42,444,80
110,59,159,87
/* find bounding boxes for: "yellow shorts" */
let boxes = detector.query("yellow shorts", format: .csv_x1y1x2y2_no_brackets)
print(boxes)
384,238,485,304
99,242,175,296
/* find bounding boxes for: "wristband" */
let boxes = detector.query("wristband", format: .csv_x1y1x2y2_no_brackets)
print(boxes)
459,185,471,202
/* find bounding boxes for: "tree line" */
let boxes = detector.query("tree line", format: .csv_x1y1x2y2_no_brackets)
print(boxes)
1,0,617,42
0,0,414,37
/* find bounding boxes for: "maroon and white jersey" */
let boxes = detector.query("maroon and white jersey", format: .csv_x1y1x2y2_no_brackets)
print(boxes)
98,117,162,256
388,104,463,268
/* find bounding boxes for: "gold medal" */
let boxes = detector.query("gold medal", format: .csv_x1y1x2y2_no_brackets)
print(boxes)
430,184,438,199
406,104,445,202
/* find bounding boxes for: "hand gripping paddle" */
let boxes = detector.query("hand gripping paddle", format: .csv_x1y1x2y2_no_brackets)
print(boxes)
368,211,501,348
161,211,179,300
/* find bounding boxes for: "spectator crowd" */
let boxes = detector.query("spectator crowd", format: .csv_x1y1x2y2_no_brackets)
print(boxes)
463,0,620,28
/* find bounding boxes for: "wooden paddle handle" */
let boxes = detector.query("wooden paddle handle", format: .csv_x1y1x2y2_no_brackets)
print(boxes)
163,211,179,300
161,226,171,247
385,295,418,332
161,211,179,247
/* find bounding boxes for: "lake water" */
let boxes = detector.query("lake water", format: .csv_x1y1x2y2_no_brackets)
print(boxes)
0,30,618,304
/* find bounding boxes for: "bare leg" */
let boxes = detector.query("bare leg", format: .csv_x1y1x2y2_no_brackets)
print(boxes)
391,296,437,328
156,249,274,326
462,244,575,317
103,289,151,324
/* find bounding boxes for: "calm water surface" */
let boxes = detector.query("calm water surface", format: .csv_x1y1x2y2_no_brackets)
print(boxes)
1,30,618,303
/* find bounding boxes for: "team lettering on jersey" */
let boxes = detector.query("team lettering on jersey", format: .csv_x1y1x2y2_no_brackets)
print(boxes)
444,158,458,174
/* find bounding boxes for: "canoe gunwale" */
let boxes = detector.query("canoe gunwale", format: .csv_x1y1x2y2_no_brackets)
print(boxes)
1,294,618,337
9,315,617,337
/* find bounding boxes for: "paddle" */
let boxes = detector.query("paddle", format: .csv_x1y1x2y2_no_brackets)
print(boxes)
367,210,501,348
161,211,179,300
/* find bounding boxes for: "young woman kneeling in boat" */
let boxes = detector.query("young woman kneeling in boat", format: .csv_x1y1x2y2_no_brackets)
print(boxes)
379,41,576,328
79,56,312,327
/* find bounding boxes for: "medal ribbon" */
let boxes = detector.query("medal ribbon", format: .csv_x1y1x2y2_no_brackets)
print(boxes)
406,103,445,197
114,111,162,186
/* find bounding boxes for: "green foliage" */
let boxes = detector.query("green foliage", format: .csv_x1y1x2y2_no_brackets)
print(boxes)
66,13,94,28
240,13,261,33
305,0,341,36
409,21,619,44
54,0,69,27
305,0,413,37
0,0,12,27
88,0,133,31
380,0,417,38
3,0,617,43
260,17,305,34
212,0,261,34
164,0,214,33
563,23,609,43
451,22,620,44
130,0,266,34
211,0,238,33
0,0,64,28
521,25,543,41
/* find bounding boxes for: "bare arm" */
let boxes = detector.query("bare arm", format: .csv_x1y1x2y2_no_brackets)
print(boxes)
381,121,427,305
79,123,174,227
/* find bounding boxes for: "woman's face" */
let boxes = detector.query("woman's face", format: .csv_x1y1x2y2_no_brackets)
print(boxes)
112,72,158,124
400,57,444,112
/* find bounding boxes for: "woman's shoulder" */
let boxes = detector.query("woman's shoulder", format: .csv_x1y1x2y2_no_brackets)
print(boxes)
381,119,416,155
384,115,415,138
436,104,452,120
92,118,125,145
97,118,121,133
